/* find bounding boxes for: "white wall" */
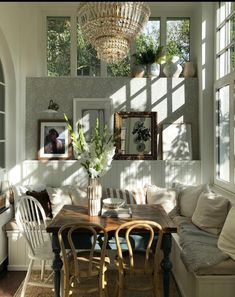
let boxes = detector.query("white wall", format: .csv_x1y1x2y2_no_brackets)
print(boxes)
0,2,205,184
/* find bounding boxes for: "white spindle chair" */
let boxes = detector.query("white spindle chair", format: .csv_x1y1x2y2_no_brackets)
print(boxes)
15,195,54,297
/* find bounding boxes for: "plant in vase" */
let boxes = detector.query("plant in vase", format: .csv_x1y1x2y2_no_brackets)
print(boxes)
132,45,165,78
64,114,116,215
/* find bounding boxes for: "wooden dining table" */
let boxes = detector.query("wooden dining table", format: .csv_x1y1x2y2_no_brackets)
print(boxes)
46,204,177,297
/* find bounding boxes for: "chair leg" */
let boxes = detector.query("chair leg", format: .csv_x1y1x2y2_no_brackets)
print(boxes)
21,259,34,297
41,260,45,281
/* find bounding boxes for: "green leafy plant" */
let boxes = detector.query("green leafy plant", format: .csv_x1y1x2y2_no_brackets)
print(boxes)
64,114,116,178
133,46,165,66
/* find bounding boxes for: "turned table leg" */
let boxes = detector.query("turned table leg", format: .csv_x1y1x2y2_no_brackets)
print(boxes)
52,233,63,297
161,233,173,297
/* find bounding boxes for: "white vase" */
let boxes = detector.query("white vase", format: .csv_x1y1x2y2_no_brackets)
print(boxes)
146,63,160,78
87,177,102,216
183,62,196,78
163,56,182,78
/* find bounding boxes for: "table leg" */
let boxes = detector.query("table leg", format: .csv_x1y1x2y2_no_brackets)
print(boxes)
52,233,63,297
161,233,173,297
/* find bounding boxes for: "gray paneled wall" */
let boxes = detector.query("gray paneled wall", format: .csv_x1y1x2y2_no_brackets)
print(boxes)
26,77,199,160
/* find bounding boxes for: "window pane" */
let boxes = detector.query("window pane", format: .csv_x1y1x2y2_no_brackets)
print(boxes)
135,19,160,58
0,113,5,140
0,84,4,111
0,142,5,169
0,60,4,83
77,23,100,76
166,18,190,65
107,54,131,77
219,24,226,51
216,86,230,182
47,16,71,76
230,45,235,72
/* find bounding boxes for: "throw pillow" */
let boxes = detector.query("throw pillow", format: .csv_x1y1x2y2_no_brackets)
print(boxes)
46,186,72,217
146,185,178,214
178,184,210,217
192,192,230,235
218,206,235,260
105,188,136,204
26,190,53,218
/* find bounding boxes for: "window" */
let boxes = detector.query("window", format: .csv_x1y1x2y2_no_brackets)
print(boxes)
77,23,100,76
0,60,5,170
47,16,71,76
214,2,235,191
166,18,190,65
216,2,235,79
46,15,191,77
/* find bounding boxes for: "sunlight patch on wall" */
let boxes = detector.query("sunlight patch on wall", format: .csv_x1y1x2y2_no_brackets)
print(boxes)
130,79,147,110
111,85,127,109
154,98,167,123
151,79,167,101
172,84,185,112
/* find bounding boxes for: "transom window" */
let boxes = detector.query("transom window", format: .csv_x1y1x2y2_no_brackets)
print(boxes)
46,16,191,77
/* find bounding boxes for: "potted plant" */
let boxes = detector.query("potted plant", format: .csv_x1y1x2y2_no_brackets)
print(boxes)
132,46,165,78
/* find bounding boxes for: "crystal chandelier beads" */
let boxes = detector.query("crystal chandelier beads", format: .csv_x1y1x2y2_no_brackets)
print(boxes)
77,2,151,63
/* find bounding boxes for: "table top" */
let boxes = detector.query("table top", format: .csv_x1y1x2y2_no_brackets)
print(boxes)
46,204,177,234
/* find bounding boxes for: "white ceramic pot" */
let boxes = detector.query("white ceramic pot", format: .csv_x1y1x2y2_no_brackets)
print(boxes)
163,60,182,78
146,63,160,78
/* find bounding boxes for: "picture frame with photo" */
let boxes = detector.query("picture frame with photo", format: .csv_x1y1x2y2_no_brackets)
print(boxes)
38,120,72,160
73,98,113,142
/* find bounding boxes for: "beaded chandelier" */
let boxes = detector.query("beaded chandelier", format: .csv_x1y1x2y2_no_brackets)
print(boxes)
77,2,151,64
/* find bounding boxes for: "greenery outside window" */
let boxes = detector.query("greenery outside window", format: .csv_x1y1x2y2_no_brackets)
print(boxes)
77,22,100,76
166,17,190,66
47,16,71,76
46,15,191,77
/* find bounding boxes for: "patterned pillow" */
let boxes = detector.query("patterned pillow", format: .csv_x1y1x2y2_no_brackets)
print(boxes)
105,188,146,204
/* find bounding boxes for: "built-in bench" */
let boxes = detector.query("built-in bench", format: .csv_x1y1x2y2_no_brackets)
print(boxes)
4,183,235,297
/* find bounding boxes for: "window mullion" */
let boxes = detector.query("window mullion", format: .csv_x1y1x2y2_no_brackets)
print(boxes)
230,80,234,183
70,14,77,77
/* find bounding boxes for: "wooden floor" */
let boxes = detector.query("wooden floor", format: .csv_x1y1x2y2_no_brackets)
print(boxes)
0,271,26,297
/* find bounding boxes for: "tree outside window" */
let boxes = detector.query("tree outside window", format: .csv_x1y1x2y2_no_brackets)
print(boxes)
47,16,71,76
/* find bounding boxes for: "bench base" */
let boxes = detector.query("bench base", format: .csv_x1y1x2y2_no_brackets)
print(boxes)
171,233,235,297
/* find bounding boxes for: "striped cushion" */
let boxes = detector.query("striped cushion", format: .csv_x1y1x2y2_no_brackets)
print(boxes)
105,188,146,205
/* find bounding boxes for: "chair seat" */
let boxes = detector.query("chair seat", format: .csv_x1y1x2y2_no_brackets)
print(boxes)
29,240,54,261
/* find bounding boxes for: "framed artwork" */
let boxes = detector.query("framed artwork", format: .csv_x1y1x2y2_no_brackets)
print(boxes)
162,123,192,160
114,111,157,160
38,120,72,160
73,98,113,142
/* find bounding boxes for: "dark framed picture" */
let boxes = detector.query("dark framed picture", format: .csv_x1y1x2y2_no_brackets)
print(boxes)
114,111,157,160
38,120,71,160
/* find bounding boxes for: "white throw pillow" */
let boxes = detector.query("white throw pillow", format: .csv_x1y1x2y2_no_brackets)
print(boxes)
69,185,88,206
192,192,230,235
218,206,235,260
46,186,72,217
146,185,178,214
178,184,210,217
